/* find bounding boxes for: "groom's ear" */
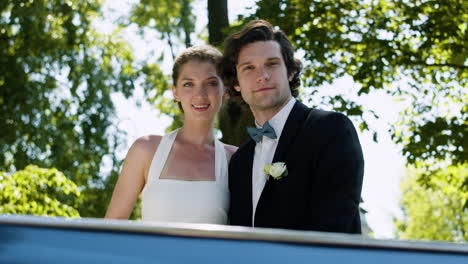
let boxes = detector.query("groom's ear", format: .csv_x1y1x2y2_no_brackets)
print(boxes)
288,71,295,82
172,85,179,101
234,85,241,92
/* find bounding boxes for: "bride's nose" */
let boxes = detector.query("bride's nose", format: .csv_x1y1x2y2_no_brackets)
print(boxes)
194,86,208,98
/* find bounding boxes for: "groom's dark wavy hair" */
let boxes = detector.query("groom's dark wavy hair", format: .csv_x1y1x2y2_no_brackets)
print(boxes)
218,19,303,103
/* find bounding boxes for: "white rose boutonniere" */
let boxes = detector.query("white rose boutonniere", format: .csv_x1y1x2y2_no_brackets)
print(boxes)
264,162,288,180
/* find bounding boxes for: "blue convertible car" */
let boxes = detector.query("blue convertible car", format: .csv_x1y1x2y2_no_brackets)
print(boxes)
0,214,466,263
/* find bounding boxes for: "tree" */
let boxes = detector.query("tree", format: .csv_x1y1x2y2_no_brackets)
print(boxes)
395,163,467,242
0,165,80,217
249,0,466,167
128,0,197,132
0,0,140,216
128,0,466,162
207,0,228,46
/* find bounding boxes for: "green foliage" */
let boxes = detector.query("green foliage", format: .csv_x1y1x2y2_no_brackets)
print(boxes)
395,163,468,242
249,0,467,166
0,165,80,217
139,63,183,132
129,0,195,56
127,0,196,131
0,0,140,216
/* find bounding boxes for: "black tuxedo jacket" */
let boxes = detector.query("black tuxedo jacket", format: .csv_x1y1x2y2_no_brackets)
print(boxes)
229,101,364,234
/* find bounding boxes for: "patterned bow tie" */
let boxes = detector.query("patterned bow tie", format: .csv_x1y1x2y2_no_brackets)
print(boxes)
247,121,277,142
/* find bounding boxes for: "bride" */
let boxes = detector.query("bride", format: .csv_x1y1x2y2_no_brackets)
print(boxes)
105,45,237,224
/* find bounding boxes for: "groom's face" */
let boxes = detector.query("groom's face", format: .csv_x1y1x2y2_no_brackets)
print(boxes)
234,40,292,115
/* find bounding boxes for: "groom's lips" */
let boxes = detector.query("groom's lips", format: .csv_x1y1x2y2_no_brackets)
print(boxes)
254,86,274,93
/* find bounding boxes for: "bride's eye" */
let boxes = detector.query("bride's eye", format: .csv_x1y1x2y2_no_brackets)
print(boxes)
207,81,219,87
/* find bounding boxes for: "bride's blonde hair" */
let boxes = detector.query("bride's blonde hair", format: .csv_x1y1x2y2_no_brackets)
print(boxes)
172,45,222,86
171,45,223,112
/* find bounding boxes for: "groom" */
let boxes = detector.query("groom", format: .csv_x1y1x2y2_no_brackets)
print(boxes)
219,20,364,233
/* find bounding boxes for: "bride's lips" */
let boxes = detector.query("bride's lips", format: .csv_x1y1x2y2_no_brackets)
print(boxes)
191,104,210,112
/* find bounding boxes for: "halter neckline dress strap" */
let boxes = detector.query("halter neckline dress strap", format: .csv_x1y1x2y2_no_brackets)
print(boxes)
141,128,229,224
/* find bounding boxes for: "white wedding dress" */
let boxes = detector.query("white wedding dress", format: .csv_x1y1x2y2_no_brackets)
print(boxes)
141,129,229,224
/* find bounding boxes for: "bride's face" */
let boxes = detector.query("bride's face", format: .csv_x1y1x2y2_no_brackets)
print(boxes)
172,60,224,122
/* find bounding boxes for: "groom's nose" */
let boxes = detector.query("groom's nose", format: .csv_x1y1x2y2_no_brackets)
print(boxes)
256,66,270,83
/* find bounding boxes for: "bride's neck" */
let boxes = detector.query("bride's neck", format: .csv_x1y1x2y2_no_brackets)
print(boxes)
178,121,215,146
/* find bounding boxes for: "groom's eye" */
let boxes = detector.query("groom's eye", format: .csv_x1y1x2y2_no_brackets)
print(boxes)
267,59,280,67
183,82,194,87
242,65,254,72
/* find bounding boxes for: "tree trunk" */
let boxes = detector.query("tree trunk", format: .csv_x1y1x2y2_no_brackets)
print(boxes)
218,100,254,146
207,0,253,145
181,0,192,47
207,0,229,46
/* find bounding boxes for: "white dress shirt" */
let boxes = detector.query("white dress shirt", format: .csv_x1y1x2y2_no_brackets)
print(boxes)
252,97,296,226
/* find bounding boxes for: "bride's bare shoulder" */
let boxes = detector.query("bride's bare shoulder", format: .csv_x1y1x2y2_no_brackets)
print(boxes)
129,135,163,156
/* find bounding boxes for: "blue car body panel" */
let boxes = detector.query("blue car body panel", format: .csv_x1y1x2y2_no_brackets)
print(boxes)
0,215,466,263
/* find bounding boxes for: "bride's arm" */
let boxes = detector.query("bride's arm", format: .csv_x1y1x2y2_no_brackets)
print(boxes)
105,136,160,219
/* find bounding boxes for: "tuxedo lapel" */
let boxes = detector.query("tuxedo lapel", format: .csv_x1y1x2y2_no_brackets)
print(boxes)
237,139,256,222
254,101,310,226
272,101,310,163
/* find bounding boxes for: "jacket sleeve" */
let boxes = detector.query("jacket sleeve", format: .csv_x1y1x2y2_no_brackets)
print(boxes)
306,112,364,233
